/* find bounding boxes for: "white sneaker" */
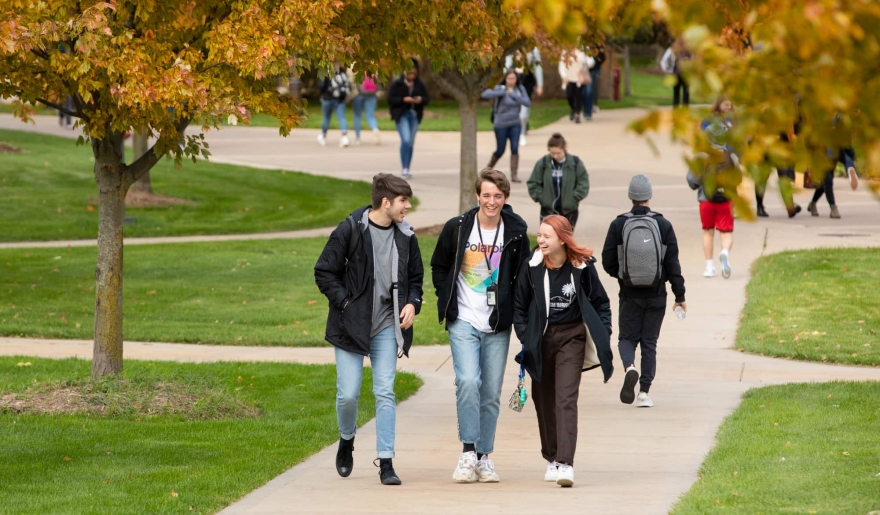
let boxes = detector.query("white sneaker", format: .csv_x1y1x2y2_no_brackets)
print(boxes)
519,134,527,147
476,455,500,483
594,105,600,113
544,461,559,482
339,135,350,148
636,392,654,408
401,168,412,179
353,138,361,146
556,465,574,487
373,128,381,145
452,451,479,483
317,133,327,147
704,264,716,278
719,251,731,279
848,167,859,190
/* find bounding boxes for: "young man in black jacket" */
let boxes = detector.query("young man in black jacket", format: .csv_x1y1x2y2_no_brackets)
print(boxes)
387,61,429,179
601,174,686,408
430,168,530,484
314,174,424,486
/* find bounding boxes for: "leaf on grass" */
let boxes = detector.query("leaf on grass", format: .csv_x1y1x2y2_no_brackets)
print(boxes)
63,456,70,461
171,490,178,498
302,330,308,335
307,300,316,305
16,362,32,367
147,290,156,296
86,205,94,212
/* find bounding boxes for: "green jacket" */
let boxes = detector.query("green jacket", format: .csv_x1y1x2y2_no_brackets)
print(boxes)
527,153,590,214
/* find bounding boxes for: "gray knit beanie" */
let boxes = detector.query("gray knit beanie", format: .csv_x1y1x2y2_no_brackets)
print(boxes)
628,174,653,201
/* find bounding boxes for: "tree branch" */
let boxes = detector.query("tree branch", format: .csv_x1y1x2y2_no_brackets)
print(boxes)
30,48,50,60
124,118,191,187
35,97,79,118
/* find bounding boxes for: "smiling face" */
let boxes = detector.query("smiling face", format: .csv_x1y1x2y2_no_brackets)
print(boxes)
383,195,411,223
476,181,507,222
536,223,564,257
720,99,733,113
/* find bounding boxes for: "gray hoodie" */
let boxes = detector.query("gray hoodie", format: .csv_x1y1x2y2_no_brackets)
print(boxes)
481,85,531,128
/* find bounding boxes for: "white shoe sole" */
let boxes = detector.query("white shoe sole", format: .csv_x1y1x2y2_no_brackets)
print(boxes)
720,253,731,279
478,474,499,483
704,269,715,278
452,471,479,483
557,477,574,487
849,170,859,190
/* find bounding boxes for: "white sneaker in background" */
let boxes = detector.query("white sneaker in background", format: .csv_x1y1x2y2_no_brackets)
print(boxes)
373,127,381,145
519,134,527,147
476,455,500,483
452,451,479,483
317,133,327,147
544,461,559,482
401,168,412,179
353,138,361,146
594,105,600,113
848,167,859,190
636,392,654,408
704,264,716,278
556,465,574,487
720,250,731,279
339,135,350,148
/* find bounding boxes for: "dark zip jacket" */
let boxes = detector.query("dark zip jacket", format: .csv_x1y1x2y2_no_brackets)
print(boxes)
314,206,424,357
388,76,430,123
430,205,529,333
601,206,686,303
513,250,614,383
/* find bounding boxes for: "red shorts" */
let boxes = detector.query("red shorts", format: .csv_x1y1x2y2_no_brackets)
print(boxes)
700,201,734,232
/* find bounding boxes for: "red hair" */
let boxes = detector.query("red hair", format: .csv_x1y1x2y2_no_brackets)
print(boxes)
540,215,594,267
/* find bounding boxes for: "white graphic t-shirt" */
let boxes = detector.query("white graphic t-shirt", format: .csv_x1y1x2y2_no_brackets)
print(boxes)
456,221,504,333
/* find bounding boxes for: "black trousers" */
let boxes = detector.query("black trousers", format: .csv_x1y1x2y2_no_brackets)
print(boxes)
811,168,836,206
617,296,667,393
540,207,579,230
565,83,583,115
673,75,689,107
755,167,796,210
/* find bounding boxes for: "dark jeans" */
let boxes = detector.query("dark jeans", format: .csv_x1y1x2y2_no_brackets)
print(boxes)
755,167,796,210
492,124,522,157
673,75,689,107
565,83,583,115
531,321,586,466
617,296,667,393
540,207,579,229
811,168,836,206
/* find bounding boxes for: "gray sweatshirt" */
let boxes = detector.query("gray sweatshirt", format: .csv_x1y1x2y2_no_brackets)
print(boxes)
481,85,531,128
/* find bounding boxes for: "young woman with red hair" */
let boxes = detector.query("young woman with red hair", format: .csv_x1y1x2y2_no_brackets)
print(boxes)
512,215,614,487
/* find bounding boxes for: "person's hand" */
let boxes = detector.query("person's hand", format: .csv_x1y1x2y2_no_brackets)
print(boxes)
673,302,687,314
412,96,422,104
403,96,414,104
399,304,416,330
536,86,544,97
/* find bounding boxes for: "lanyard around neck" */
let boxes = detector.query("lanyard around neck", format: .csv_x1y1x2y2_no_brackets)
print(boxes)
477,219,502,272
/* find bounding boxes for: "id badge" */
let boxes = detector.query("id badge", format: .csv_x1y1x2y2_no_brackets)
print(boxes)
486,284,497,307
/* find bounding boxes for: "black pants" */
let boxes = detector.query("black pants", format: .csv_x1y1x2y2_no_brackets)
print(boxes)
811,168,836,206
618,296,667,393
540,207,579,229
673,75,689,107
531,321,586,466
565,83,583,116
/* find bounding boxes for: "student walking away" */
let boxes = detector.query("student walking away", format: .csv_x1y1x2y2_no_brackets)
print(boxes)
601,174,686,408
558,49,590,123
504,47,544,147
352,72,381,145
527,133,590,229
430,168,530,484
580,46,603,121
661,38,692,108
687,151,740,279
513,215,613,487
388,61,429,179
318,65,353,148
314,174,424,486
808,145,859,219
482,70,532,183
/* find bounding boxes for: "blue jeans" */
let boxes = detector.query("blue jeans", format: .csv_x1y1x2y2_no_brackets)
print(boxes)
395,110,419,169
321,99,348,134
448,318,512,455
352,95,378,138
492,124,522,158
335,325,398,459
581,80,595,118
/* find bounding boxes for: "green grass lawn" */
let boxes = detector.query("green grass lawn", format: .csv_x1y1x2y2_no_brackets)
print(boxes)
0,356,422,515
0,129,371,242
736,247,880,367
0,237,451,347
670,381,880,515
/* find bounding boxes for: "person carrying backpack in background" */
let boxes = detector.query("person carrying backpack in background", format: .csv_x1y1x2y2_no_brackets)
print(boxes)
314,173,424,486
482,70,532,183
687,150,740,279
318,64,353,148
526,133,590,229
352,71,381,145
601,174,686,408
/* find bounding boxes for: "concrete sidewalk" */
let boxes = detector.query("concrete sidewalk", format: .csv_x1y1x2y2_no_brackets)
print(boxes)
2,109,880,514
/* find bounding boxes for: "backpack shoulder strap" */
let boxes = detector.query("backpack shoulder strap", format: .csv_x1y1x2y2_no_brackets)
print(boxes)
346,216,360,261
622,212,634,218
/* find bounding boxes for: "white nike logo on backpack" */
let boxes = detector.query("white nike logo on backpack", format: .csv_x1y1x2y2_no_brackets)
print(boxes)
643,238,652,243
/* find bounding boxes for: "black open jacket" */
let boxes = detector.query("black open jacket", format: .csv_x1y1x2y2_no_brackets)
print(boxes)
430,205,529,333
387,76,430,122
314,206,424,357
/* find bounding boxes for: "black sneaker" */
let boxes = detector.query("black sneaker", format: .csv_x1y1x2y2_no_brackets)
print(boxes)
375,458,401,485
336,437,354,477
787,204,802,218
620,366,639,404
757,205,768,217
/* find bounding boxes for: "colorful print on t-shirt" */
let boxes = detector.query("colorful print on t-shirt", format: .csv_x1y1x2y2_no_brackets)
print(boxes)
460,226,503,294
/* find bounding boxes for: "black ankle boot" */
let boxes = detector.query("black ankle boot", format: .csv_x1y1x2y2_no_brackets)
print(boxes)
757,205,768,217
336,437,354,477
375,458,401,485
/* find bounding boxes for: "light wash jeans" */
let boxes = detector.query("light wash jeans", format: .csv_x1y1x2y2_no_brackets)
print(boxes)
448,318,511,455
321,99,348,134
352,95,378,138
335,325,397,459
395,110,419,169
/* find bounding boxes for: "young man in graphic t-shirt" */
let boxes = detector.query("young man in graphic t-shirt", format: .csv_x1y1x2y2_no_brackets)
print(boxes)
430,168,530,483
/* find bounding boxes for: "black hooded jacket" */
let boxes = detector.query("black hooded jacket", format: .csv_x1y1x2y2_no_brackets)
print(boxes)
430,205,529,333
314,206,424,357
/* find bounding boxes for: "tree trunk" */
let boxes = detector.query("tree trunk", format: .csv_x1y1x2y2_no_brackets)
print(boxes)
129,131,151,194
457,97,479,213
624,45,632,97
92,134,127,378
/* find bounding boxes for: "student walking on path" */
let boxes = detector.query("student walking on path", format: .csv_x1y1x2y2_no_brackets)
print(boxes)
661,39,692,108
504,47,544,147
388,62,429,179
808,147,859,219
352,72,381,145
558,49,592,123
513,215,613,488
318,65,353,148
526,133,590,229
581,45,605,120
314,174,424,486
601,175,686,408
687,151,740,279
430,168,530,484
482,70,532,183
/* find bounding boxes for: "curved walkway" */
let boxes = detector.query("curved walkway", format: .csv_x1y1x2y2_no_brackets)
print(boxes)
2,109,880,514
